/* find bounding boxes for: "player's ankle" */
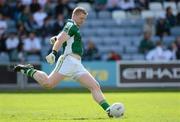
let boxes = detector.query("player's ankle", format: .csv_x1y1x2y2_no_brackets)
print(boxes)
24,68,37,78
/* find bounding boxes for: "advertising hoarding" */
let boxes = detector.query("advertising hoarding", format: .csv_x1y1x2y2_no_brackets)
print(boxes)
42,61,117,88
118,61,180,87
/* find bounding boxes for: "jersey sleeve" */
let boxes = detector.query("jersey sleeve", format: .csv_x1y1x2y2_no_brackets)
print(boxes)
63,22,77,37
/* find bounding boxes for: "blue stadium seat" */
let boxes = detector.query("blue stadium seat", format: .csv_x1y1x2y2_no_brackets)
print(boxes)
98,45,124,55
112,46,124,54
42,37,50,46
126,11,141,19
111,28,125,36
121,19,144,28
90,37,103,45
132,54,145,60
103,37,119,46
163,36,175,46
141,10,155,19
149,2,163,11
120,41,131,47
163,2,177,11
131,36,141,46
27,55,41,62
88,19,104,27
82,28,97,36
81,21,89,28
98,45,112,54
0,53,10,63
119,37,132,46
81,36,89,43
119,19,131,27
133,19,144,28
98,11,111,19
77,2,92,11
171,27,180,36
178,2,180,11
154,10,165,19
122,54,132,60
87,11,97,19
5,28,17,34
112,11,126,22
102,19,117,27
125,28,142,36
7,19,16,29
125,46,138,54
41,45,50,58
151,36,161,43
96,28,111,36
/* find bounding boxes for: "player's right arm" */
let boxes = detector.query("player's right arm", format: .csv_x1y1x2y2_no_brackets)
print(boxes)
46,21,75,64
52,32,70,52
46,32,70,64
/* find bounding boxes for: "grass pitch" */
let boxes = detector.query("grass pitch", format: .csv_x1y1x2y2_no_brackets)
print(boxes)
0,90,180,122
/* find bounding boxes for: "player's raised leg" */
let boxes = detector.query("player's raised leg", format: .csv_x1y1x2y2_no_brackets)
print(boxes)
13,64,65,89
77,73,112,116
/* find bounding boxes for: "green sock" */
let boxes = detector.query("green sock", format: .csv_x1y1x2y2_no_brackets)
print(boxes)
24,68,37,78
99,100,110,111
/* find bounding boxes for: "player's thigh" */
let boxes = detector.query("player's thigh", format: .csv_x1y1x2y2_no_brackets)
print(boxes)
48,71,65,86
77,73,100,90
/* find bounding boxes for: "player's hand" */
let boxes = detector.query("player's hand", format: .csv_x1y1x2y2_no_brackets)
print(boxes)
46,53,55,64
49,36,57,45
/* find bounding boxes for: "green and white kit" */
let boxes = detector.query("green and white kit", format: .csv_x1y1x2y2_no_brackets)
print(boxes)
53,19,88,79
62,19,83,56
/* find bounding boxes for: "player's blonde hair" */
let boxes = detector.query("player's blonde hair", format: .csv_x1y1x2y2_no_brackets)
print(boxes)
72,7,88,16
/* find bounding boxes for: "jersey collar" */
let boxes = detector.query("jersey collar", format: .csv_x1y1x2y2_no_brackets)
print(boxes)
69,19,79,28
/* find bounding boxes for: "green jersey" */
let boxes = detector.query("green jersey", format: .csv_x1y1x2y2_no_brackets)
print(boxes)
62,19,83,56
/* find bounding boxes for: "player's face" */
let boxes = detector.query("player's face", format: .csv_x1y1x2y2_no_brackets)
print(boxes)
76,13,87,26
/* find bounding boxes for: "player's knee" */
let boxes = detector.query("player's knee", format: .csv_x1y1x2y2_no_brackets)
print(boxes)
43,81,55,89
44,83,54,89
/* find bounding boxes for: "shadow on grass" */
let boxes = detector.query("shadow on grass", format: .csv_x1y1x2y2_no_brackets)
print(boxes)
35,117,109,121
0,87,180,94
72,117,109,120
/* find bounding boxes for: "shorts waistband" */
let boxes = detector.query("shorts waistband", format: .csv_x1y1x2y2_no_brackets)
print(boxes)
68,53,81,60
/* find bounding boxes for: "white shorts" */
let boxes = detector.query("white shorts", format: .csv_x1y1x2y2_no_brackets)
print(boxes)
53,55,88,79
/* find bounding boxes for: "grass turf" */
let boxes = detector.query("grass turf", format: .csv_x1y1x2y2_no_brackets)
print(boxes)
0,91,179,122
